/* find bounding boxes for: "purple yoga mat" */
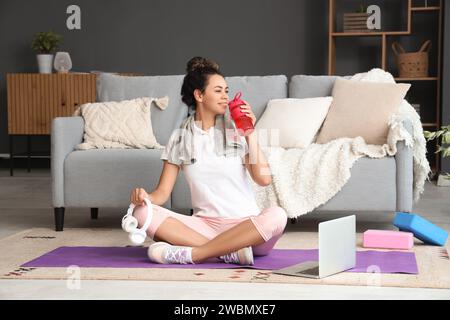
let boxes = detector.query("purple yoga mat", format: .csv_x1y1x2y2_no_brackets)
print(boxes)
21,246,418,274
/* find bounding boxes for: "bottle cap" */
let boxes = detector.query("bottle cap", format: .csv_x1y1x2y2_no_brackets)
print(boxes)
228,92,245,111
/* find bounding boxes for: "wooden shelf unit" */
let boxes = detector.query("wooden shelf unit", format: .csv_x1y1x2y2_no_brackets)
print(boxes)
395,77,438,81
411,6,441,11
328,0,443,174
422,123,438,127
331,31,411,36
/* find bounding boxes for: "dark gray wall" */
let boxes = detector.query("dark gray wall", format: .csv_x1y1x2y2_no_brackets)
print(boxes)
442,0,450,173
0,0,329,157
0,0,448,172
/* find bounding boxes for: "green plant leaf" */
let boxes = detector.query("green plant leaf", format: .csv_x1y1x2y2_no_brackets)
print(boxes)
443,132,450,145
425,131,437,141
443,147,450,158
31,31,62,54
436,130,445,139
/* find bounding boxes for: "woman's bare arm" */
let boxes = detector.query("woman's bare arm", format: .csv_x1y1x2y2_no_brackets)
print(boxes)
244,131,272,187
237,100,272,187
131,161,180,206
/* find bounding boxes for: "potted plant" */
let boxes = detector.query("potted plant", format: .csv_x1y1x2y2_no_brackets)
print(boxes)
31,31,62,74
424,125,450,184
356,3,369,13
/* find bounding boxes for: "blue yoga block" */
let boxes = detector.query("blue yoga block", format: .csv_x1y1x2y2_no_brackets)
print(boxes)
394,212,448,246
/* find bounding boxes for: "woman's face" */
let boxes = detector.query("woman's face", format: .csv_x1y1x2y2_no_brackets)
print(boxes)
195,74,229,115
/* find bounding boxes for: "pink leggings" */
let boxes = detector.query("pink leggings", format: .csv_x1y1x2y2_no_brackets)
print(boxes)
133,204,288,256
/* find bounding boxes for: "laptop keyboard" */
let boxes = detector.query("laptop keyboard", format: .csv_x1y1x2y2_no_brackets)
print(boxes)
297,266,319,275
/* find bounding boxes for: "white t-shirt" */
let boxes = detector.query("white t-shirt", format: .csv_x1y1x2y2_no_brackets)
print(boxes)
161,122,261,219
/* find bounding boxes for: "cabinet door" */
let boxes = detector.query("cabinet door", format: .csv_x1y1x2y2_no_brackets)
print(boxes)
7,73,97,135
45,74,97,134
7,74,34,134
62,74,97,116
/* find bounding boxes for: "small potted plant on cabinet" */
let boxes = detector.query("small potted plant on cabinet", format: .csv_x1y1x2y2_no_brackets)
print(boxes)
31,31,63,74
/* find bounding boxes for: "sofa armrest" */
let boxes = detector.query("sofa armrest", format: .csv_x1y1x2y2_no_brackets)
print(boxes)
51,117,84,207
395,119,414,212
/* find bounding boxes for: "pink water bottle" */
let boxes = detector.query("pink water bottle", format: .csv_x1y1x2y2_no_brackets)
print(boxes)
228,92,254,136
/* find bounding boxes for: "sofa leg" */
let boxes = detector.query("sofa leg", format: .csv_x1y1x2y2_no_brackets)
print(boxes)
190,209,194,216
54,207,65,231
290,218,298,224
91,208,99,220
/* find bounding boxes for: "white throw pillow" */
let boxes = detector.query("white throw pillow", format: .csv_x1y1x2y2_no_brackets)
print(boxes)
255,97,333,149
73,96,168,150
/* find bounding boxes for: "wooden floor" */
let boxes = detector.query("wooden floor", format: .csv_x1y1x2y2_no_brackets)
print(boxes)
0,168,449,300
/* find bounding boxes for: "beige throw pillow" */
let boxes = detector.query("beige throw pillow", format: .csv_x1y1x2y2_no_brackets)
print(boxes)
315,79,410,145
73,96,169,150
255,97,333,149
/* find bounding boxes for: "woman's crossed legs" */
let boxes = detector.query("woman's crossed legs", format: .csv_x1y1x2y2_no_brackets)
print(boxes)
132,204,287,263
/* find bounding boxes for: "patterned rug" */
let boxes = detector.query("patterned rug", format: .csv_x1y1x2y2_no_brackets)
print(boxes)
1,228,449,289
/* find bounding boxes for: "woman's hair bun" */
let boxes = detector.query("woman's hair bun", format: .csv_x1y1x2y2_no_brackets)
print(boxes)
186,56,219,73
181,56,223,109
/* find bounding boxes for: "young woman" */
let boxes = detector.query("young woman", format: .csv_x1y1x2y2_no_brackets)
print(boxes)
130,57,287,265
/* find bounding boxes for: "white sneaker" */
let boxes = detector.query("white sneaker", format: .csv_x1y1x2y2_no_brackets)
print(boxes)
147,242,194,264
219,246,254,265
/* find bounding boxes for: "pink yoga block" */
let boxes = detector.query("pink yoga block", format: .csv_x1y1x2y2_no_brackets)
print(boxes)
363,230,414,250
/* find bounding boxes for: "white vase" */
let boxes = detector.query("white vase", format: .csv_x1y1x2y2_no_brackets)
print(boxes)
37,54,54,74
54,52,72,73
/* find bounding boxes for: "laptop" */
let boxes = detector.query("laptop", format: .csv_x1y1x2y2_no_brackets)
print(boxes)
274,215,356,279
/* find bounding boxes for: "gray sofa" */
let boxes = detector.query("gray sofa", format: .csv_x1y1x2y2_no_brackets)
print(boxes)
51,73,413,231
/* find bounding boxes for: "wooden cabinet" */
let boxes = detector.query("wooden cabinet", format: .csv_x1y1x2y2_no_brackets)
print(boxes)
6,73,96,176
7,73,97,135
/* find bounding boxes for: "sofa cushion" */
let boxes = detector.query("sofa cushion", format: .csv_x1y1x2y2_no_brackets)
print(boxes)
289,75,345,98
97,74,288,145
171,156,397,211
255,97,333,148
315,79,411,145
73,97,167,150
318,157,397,211
225,75,288,121
64,149,170,208
96,73,187,146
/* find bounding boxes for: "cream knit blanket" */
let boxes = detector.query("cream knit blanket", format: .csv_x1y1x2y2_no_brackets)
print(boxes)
249,69,431,218
73,96,169,150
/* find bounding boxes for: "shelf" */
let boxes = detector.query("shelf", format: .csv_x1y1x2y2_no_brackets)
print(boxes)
395,77,439,81
422,123,438,127
332,31,410,37
411,6,441,11
12,151,50,159
11,155,51,159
